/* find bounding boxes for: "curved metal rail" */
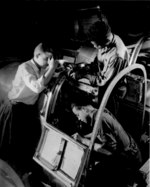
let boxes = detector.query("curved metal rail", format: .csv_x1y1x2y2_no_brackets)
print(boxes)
129,34,150,66
83,64,147,183
128,36,145,66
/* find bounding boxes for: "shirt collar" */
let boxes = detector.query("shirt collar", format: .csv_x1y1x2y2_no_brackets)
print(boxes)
31,59,41,72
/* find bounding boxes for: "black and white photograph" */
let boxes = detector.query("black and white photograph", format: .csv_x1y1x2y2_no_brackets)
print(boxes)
0,0,149,187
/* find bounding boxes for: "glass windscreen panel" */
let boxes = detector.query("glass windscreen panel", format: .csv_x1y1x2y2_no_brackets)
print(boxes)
35,125,87,184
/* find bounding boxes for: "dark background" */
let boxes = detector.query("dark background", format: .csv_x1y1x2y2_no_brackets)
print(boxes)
0,1,150,63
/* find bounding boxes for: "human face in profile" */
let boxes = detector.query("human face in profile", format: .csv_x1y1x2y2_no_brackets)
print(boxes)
37,52,53,68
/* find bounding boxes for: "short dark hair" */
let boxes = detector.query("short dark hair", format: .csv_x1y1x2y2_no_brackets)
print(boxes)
34,43,53,54
34,43,58,59
87,15,111,46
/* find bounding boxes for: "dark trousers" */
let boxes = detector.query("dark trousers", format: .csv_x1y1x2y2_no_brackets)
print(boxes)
0,98,42,175
85,150,142,187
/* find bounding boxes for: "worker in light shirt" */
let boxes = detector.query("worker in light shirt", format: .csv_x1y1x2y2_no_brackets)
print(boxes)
0,43,59,176
8,43,58,104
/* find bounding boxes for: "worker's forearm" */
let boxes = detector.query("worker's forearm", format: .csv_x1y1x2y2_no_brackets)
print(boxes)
43,65,57,86
81,137,102,151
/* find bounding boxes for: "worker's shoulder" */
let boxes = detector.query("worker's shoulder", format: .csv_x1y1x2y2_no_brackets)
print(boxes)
19,60,33,70
114,34,128,58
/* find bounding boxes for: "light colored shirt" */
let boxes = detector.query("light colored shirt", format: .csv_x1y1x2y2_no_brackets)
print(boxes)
8,59,46,105
96,34,129,86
